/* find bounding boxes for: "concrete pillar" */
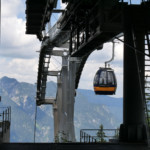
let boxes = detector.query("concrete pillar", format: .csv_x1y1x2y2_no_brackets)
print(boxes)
53,75,62,141
60,56,69,139
120,9,147,142
53,55,80,142
55,56,69,142
66,57,78,142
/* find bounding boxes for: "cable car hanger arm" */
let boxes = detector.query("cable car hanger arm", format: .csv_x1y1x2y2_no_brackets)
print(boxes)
105,41,115,68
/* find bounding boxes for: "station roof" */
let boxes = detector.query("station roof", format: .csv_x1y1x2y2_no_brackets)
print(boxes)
25,0,57,40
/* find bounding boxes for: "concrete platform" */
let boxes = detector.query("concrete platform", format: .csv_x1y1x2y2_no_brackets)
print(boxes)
0,143,149,150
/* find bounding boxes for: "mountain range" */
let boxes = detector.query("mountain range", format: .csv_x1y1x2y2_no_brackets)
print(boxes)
0,76,123,142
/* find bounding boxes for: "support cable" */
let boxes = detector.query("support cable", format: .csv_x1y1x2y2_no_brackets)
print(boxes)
52,13,58,22
116,34,148,138
115,37,150,57
116,33,146,113
52,56,61,65
34,105,37,143
132,33,145,108
51,60,60,71
132,29,149,145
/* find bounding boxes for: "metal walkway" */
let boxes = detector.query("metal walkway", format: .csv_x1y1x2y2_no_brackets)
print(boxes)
25,0,150,144
145,32,150,142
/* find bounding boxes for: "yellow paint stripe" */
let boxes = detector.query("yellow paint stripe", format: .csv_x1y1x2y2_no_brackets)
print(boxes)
94,87,116,92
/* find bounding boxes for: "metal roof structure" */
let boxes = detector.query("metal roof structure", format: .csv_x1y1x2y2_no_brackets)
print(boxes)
24,0,150,145
25,0,57,40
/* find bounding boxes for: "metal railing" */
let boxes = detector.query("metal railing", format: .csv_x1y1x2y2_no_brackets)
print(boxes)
120,0,150,4
0,107,11,137
80,129,119,143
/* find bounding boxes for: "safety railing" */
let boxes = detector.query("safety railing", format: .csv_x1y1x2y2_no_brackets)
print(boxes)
80,129,119,143
120,0,149,4
0,107,11,137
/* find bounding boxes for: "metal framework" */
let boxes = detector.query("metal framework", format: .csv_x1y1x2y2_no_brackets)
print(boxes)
80,129,119,143
26,0,57,40
25,0,150,144
0,107,11,143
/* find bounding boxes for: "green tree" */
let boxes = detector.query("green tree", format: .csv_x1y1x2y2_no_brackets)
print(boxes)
96,124,106,142
54,131,69,143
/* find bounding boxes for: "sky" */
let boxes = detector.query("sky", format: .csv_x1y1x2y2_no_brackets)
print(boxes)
0,0,143,98
1,0,40,83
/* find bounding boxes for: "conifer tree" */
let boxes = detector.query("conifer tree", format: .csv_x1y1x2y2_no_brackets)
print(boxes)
96,124,106,142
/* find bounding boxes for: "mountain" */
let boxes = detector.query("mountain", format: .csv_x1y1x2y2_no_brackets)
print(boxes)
77,89,123,123
0,76,54,142
0,76,123,142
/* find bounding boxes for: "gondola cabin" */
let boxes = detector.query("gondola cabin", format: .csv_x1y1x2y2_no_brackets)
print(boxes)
93,67,117,95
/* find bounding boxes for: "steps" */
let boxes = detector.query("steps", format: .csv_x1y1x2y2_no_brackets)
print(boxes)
36,42,53,104
144,32,150,137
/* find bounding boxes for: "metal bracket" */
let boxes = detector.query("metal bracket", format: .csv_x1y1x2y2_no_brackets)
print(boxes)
69,57,81,62
47,71,61,76
52,50,69,57
52,9,65,13
40,98,56,105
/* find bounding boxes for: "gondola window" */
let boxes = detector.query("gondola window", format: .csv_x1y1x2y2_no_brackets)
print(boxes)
99,71,107,85
107,71,115,85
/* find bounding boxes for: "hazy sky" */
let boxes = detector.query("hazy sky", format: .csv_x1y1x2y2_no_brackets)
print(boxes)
2,0,144,98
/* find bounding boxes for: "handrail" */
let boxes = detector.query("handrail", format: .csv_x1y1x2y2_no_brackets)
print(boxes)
0,107,11,137
80,129,119,143
119,0,149,4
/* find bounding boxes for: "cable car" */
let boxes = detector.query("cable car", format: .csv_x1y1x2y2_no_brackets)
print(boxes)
93,67,117,95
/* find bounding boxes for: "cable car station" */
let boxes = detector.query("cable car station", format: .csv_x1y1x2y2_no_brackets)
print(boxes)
1,0,150,150
26,0,150,146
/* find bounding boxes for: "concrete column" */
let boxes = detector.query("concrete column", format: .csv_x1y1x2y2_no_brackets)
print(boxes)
53,55,80,142
60,56,69,139
53,102,58,141
120,9,147,142
66,57,78,142
53,75,62,141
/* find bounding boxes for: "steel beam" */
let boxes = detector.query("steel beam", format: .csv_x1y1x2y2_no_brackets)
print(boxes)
52,9,65,13
53,56,80,142
51,50,69,57
66,57,81,142
120,9,147,142
47,71,60,76
39,98,56,105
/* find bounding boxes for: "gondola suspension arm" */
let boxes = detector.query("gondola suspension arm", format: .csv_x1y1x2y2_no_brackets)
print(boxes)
105,41,115,68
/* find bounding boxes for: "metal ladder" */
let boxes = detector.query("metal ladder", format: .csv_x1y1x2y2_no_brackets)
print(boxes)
36,42,53,105
40,51,51,99
144,31,150,137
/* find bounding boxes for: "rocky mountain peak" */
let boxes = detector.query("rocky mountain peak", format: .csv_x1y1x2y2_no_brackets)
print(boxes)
0,76,18,87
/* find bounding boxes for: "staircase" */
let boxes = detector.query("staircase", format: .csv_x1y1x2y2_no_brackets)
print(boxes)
144,31,150,138
36,40,53,105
